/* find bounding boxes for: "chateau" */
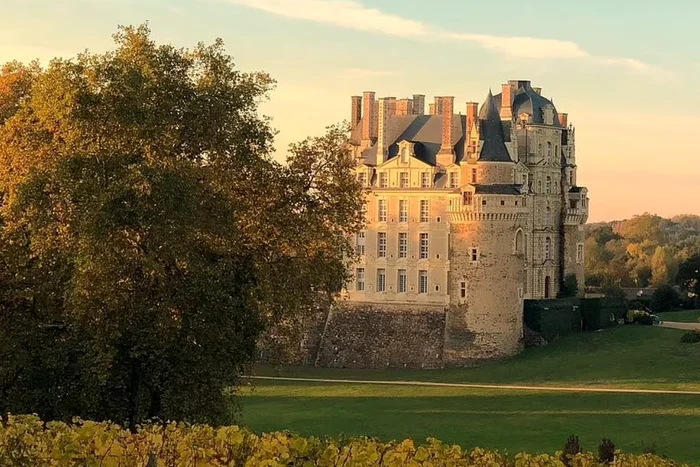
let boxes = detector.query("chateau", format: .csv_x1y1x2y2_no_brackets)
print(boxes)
345,80,589,364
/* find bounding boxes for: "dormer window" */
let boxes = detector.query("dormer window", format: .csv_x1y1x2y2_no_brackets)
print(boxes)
400,146,409,164
544,106,554,125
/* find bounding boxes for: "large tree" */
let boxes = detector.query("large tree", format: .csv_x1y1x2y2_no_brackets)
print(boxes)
0,25,363,427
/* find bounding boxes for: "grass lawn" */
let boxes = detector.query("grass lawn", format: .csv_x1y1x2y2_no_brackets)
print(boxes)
239,381,700,464
240,325,700,464
254,325,700,391
661,310,700,323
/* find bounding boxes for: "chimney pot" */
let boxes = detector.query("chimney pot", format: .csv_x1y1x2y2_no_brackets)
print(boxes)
500,84,514,120
558,112,568,127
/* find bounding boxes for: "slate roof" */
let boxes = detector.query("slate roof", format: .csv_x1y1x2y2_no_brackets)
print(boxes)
357,114,466,166
493,82,561,127
473,184,522,195
477,90,513,162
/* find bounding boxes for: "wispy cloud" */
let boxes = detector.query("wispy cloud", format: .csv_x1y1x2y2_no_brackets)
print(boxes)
344,68,395,77
443,33,588,60
226,0,429,37
224,0,658,74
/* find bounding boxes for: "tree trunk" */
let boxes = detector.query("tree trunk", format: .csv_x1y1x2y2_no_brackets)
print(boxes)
148,387,162,420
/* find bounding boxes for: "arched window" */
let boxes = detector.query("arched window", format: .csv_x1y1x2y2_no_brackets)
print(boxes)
545,237,552,260
546,176,552,194
546,202,552,225
515,229,524,255
537,180,542,193
547,142,552,161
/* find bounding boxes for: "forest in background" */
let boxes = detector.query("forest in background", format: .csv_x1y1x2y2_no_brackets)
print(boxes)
585,214,700,289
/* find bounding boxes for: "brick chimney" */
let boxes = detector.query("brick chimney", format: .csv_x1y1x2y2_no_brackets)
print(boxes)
396,98,413,116
386,97,397,117
466,102,478,131
437,96,455,166
376,98,388,165
373,100,379,138
412,94,425,115
559,112,568,127
351,96,362,130
428,103,435,115
500,83,514,120
361,91,375,141
533,87,542,95
434,96,444,116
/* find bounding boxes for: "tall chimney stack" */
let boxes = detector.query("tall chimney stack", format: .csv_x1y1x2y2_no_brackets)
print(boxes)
434,96,445,116
558,112,568,127
429,103,436,115
412,94,425,115
351,96,362,130
437,96,455,166
396,98,413,116
466,102,479,130
500,83,514,120
361,91,375,141
376,98,388,165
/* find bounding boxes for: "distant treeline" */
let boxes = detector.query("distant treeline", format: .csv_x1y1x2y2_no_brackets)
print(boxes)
585,214,700,288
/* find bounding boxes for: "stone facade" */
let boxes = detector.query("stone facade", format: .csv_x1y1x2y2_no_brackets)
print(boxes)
340,80,589,368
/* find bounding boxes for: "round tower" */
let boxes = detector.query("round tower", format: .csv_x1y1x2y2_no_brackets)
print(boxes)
443,90,528,365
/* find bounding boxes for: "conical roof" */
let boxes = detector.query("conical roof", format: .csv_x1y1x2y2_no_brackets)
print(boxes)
477,91,512,162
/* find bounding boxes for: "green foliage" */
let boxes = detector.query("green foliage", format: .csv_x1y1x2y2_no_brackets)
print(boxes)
679,330,700,344
0,415,690,466
525,298,625,342
586,214,700,288
0,25,364,428
560,273,579,298
677,255,700,309
524,299,581,342
650,285,680,313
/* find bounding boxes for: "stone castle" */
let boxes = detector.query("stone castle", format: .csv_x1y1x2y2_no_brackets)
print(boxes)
343,80,590,365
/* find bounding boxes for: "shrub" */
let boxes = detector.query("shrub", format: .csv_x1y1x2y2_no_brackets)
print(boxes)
560,274,579,298
561,434,582,467
636,313,655,325
627,298,651,312
680,330,700,344
651,285,680,313
0,415,692,467
598,438,616,464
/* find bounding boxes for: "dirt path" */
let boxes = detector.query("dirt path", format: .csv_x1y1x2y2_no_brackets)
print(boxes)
659,322,700,331
248,376,700,396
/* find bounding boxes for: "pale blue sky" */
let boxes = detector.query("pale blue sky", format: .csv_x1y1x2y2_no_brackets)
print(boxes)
2,0,700,221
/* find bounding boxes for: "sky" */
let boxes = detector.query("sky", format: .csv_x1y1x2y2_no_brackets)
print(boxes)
2,0,700,222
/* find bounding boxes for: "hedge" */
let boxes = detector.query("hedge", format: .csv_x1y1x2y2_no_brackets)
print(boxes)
1,414,688,466
524,298,627,343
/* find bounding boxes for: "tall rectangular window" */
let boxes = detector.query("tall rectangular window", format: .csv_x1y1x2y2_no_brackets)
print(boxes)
399,200,408,222
377,268,386,292
471,248,479,262
420,200,429,223
471,168,477,184
400,172,409,188
398,269,407,293
356,268,365,291
418,270,428,294
449,172,459,188
355,231,365,256
463,192,473,205
377,232,387,258
577,243,584,264
420,233,429,259
398,233,408,258
460,280,467,303
378,199,387,222
421,172,431,188
379,172,388,188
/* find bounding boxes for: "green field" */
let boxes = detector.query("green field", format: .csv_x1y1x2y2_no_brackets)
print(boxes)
240,325,700,464
661,310,700,323
254,325,700,391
